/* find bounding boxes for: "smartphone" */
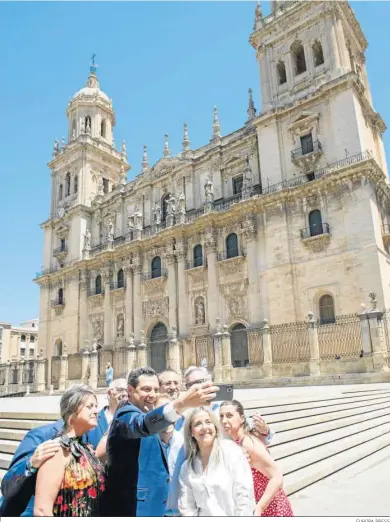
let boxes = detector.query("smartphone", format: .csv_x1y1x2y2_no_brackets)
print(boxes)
214,384,234,403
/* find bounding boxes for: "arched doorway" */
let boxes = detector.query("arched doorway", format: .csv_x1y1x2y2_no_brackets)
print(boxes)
149,323,168,372
230,323,249,368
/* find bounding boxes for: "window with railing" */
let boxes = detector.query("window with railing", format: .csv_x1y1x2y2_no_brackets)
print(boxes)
319,294,336,324
233,176,243,195
309,209,323,237
151,257,162,279
226,233,239,259
300,133,314,155
117,268,124,289
193,244,203,268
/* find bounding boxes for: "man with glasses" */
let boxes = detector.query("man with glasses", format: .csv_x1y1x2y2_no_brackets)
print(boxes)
86,377,128,449
158,369,181,400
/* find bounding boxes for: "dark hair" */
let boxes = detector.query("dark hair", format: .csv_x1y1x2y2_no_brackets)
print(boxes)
60,385,97,427
127,366,157,388
220,399,250,433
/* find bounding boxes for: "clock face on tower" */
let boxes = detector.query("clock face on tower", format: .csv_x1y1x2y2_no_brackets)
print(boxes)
58,207,65,219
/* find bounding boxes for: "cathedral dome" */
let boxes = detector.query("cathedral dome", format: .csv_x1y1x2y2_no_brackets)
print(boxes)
70,66,110,104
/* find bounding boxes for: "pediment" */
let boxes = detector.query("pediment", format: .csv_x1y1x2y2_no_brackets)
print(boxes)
288,111,320,136
133,157,185,189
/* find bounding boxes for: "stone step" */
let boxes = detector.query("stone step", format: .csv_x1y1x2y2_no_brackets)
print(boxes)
262,396,390,424
0,411,58,421
284,430,390,496
0,452,12,471
0,439,19,455
279,422,390,475
271,408,390,457
0,419,51,431
0,427,27,442
245,391,390,416
268,399,390,431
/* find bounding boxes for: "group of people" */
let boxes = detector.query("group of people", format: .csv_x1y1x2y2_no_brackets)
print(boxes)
0,365,293,517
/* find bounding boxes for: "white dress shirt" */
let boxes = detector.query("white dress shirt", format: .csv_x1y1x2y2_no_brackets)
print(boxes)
179,439,255,517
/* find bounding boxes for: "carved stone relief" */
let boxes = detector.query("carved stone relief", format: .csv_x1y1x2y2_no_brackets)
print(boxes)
220,280,249,322
143,297,169,324
90,315,104,341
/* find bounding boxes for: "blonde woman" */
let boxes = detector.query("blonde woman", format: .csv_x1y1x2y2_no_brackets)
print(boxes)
220,400,293,517
178,406,255,516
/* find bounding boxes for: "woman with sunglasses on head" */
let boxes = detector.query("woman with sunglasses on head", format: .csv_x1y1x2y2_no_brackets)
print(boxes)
34,385,106,517
179,406,255,516
220,400,293,517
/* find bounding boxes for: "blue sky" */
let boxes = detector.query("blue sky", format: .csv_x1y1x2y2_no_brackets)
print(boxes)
0,1,389,325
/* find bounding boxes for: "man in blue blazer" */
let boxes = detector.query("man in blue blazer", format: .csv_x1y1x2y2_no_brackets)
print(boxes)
85,377,128,449
0,419,63,517
103,366,219,517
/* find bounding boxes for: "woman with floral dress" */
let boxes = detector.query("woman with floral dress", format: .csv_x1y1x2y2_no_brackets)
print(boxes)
34,385,106,517
220,400,293,517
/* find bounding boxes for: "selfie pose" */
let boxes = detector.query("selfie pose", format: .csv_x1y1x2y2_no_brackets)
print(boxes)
220,400,293,517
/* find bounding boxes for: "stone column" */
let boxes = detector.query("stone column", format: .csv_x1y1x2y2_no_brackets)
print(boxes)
166,253,178,330
258,46,272,111
176,243,189,337
133,255,142,342
243,218,262,325
213,327,223,383
36,353,46,392
205,230,220,331
103,265,113,348
262,319,273,378
3,361,10,393
18,359,24,391
82,350,90,384
127,334,137,372
88,348,98,389
137,330,148,367
221,325,232,383
124,263,134,339
328,16,342,76
59,349,68,392
168,327,181,373
307,312,321,376
78,270,89,350
360,301,389,371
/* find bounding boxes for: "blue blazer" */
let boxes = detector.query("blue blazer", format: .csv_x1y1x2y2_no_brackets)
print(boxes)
84,407,109,449
0,419,64,517
102,402,173,517
136,436,170,517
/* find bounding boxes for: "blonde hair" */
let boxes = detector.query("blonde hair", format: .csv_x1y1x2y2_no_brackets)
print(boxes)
183,406,222,473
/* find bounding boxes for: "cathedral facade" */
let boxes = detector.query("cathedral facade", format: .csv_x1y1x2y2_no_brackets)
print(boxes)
36,1,390,385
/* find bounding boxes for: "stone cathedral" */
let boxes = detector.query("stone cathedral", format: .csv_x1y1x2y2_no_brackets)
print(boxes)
36,1,390,386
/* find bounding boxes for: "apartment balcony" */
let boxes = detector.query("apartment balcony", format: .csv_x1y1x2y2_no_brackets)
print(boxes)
300,223,331,252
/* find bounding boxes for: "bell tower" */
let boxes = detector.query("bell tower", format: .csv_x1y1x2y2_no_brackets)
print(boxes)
44,61,130,270
250,1,387,188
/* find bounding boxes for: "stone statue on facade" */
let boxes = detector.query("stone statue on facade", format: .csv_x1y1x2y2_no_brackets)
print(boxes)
72,128,76,140
107,219,114,242
117,314,124,338
61,138,66,149
204,177,214,202
53,138,59,156
135,211,143,230
195,299,206,325
86,118,91,134
97,177,104,196
80,118,85,134
167,195,176,215
127,213,135,230
153,203,161,225
128,332,135,348
178,193,186,214
83,229,91,250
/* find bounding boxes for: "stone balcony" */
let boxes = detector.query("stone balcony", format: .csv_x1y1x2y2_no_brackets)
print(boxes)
300,223,331,253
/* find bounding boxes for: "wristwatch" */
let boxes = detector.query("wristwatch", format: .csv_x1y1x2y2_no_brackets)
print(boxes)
25,459,38,477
